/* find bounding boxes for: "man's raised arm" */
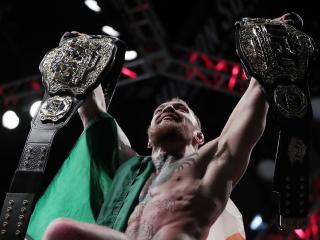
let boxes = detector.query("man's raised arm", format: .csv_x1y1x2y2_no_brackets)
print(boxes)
216,77,268,184
199,77,268,217
78,84,137,162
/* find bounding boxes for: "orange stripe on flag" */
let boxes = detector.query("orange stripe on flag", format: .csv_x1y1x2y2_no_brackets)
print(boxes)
226,233,245,240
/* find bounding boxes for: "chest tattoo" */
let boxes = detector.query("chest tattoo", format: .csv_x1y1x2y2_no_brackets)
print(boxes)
152,153,198,187
139,173,156,203
126,220,156,240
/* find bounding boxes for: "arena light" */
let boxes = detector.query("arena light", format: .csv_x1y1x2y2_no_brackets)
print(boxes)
84,0,101,13
215,60,227,71
121,67,138,78
30,100,41,118
311,97,320,120
256,158,275,181
250,214,263,230
227,76,237,90
101,25,120,37
2,110,20,129
295,229,306,239
125,50,138,61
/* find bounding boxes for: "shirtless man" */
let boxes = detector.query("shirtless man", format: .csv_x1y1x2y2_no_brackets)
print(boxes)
42,73,267,240
42,12,298,240
124,76,268,240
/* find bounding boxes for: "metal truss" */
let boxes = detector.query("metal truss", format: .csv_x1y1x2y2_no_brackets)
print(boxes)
109,0,248,95
0,0,248,107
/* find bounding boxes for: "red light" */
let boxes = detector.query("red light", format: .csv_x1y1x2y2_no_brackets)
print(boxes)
310,214,319,238
294,212,320,239
232,65,240,75
241,69,247,80
200,53,214,69
227,65,241,90
188,52,198,64
215,60,227,71
121,67,138,78
31,80,41,91
194,69,210,84
228,76,237,90
295,229,306,239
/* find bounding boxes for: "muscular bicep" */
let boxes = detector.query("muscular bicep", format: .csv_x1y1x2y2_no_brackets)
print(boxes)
201,142,248,190
199,140,249,216
200,153,234,220
203,79,268,188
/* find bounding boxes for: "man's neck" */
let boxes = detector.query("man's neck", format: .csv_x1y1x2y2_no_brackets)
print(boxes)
151,145,196,172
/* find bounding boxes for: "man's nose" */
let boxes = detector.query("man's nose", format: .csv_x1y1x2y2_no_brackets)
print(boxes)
162,104,175,113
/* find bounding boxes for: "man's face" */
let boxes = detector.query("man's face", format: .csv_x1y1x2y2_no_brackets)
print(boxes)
147,100,200,149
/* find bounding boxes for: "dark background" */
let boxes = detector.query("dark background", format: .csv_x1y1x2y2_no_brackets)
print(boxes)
0,0,320,239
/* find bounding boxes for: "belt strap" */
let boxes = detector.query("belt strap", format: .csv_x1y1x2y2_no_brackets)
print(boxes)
235,14,317,229
0,32,126,239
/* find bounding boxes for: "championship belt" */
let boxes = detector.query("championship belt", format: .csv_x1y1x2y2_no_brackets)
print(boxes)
0,32,126,239
235,14,317,229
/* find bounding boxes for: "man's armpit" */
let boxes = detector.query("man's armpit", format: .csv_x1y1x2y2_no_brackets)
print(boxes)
118,142,138,165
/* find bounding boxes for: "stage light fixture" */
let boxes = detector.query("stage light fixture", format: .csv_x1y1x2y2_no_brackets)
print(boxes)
311,97,320,120
250,214,264,230
121,67,138,78
101,25,120,37
125,50,138,61
84,0,101,13
256,158,275,181
2,110,20,130
30,100,41,118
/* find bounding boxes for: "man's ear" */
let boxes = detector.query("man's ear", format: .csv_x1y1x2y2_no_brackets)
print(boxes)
193,130,204,146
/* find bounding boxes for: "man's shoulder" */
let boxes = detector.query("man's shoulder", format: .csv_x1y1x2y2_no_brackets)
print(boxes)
198,137,220,155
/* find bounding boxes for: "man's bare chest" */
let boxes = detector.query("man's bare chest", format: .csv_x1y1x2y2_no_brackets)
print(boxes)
125,153,214,238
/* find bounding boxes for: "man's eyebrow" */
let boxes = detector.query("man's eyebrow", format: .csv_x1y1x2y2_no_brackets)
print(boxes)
158,104,166,108
153,104,164,114
175,102,188,107
155,102,188,110
173,102,189,110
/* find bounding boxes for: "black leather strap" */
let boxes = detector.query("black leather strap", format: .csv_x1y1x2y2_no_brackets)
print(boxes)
235,14,317,229
0,33,126,239
0,193,35,238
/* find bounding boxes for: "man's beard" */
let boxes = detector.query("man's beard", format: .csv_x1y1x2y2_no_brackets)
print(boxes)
147,120,193,149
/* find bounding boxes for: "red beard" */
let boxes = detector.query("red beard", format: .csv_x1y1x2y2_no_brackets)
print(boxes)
147,120,193,149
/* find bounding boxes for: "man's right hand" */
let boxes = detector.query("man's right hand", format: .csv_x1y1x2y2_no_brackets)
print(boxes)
78,84,107,128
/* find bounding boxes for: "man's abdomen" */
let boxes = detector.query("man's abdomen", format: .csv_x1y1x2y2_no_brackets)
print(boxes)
125,177,215,240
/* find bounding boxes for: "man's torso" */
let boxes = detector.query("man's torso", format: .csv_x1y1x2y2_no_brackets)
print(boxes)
125,152,218,240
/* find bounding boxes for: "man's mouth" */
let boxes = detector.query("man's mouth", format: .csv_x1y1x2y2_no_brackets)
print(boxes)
163,116,174,120
158,113,179,123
